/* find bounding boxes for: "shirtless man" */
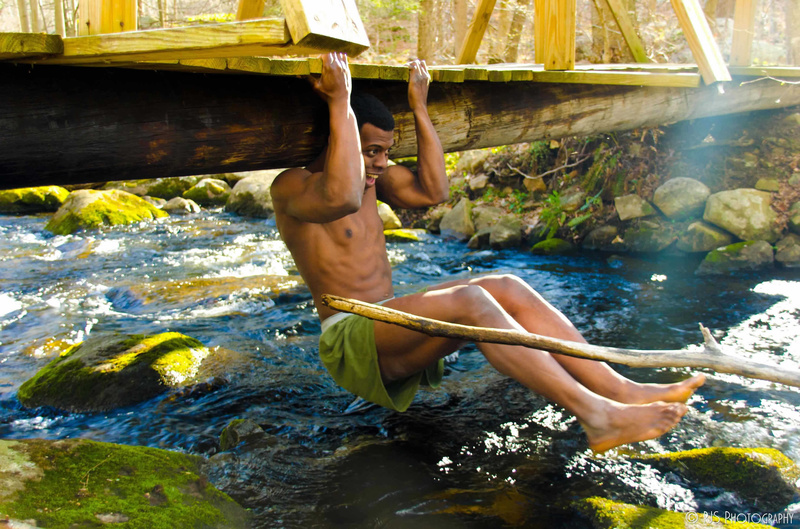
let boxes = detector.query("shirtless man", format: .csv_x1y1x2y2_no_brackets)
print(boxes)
271,52,705,453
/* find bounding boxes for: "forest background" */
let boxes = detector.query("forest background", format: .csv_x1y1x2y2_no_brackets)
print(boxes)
1,0,798,68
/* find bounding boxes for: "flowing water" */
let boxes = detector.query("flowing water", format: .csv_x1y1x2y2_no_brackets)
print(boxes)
1,209,799,528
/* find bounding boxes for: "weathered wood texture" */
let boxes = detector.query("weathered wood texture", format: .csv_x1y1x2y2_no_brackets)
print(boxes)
279,0,370,56
0,32,63,59
1,63,799,189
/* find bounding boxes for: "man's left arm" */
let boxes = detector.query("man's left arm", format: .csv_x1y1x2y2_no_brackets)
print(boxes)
377,60,449,209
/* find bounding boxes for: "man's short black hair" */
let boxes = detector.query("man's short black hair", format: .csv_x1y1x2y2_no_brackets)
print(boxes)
351,92,395,132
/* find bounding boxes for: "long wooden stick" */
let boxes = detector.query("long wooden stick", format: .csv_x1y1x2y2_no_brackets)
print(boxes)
321,294,800,389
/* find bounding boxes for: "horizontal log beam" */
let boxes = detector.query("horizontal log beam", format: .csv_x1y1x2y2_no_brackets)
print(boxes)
1,63,799,190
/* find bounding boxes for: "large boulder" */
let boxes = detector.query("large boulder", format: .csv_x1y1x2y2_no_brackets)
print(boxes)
621,221,677,253
788,201,800,235
775,233,800,268
439,198,475,240
490,215,523,249
45,189,168,235
531,238,575,255
575,497,770,529
582,225,621,252
614,194,655,221
471,204,505,232
676,220,734,253
639,447,800,511
0,186,69,214
225,172,278,218
695,240,774,276
183,178,231,207
0,438,249,528
703,189,780,242
652,177,710,220
18,332,211,412
104,176,202,199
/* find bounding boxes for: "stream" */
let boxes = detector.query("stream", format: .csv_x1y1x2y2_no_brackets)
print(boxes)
1,208,799,527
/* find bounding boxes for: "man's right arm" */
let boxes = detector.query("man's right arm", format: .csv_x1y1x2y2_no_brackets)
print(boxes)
271,52,365,224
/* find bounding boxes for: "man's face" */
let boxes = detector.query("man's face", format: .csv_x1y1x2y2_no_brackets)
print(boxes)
359,123,394,189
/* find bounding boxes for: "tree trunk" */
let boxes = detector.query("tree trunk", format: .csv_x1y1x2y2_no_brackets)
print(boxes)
2,64,800,189
789,0,800,65
591,0,635,62
16,0,30,32
55,0,66,36
418,0,436,62
488,0,511,63
504,0,530,62
453,0,467,59
28,0,40,32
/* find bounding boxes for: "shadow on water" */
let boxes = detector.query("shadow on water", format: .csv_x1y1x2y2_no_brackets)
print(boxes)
2,212,799,527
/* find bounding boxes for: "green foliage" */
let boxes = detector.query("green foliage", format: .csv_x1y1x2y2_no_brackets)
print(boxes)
528,141,550,165
538,191,566,240
357,0,419,18
444,152,460,175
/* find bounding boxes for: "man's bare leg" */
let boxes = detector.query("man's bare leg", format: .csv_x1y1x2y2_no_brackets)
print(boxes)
424,275,705,405
375,283,691,452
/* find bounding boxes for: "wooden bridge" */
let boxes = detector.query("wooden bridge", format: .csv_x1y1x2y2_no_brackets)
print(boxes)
1,0,799,189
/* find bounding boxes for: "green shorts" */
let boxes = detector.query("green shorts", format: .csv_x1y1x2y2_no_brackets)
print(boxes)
319,312,444,412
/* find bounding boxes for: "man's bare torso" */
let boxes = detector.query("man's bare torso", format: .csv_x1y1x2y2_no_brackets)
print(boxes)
273,176,393,322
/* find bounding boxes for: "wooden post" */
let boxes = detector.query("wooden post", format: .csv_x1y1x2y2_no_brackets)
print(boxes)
235,0,265,20
534,0,576,70
670,0,731,83
279,0,370,56
730,0,757,66
602,0,648,62
456,0,497,64
79,0,137,35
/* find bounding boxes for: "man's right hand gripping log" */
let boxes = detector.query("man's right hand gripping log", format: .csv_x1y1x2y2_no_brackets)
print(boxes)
271,52,705,453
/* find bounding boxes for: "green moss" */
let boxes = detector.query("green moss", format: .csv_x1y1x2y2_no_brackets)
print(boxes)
18,333,208,412
45,190,168,235
704,241,754,263
1,439,248,528
384,229,424,242
576,497,770,529
0,186,69,214
639,447,800,511
531,238,575,255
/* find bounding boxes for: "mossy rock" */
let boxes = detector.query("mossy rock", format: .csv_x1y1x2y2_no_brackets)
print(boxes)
182,178,231,207
377,201,402,229
104,176,202,199
676,220,734,253
575,497,771,529
225,173,276,218
18,332,210,412
695,240,774,276
219,419,272,451
638,447,800,511
621,222,677,253
384,228,427,242
0,438,249,528
45,189,168,235
0,186,70,214
531,238,575,255
439,198,475,240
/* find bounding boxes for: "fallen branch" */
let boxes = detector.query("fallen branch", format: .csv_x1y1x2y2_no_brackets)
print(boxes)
321,294,800,389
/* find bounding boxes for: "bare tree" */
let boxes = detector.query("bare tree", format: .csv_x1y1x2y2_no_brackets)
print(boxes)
17,0,31,31
790,0,800,64
418,0,436,61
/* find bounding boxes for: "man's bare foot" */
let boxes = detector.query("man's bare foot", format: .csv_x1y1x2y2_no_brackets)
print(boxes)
581,400,688,453
616,374,706,405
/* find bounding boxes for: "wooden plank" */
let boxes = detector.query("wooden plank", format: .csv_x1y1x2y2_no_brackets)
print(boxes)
2,63,798,189
670,0,731,83
278,0,370,57
602,0,649,63
534,0,576,70
28,19,293,64
456,0,497,64
0,32,63,59
530,70,701,87
379,65,409,81
730,0,757,66
268,57,312,76
729,66,800,77
226,56,273,74
236,0,265,20
429,66,466,82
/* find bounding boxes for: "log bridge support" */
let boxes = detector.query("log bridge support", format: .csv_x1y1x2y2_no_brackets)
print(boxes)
1,62,799,190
